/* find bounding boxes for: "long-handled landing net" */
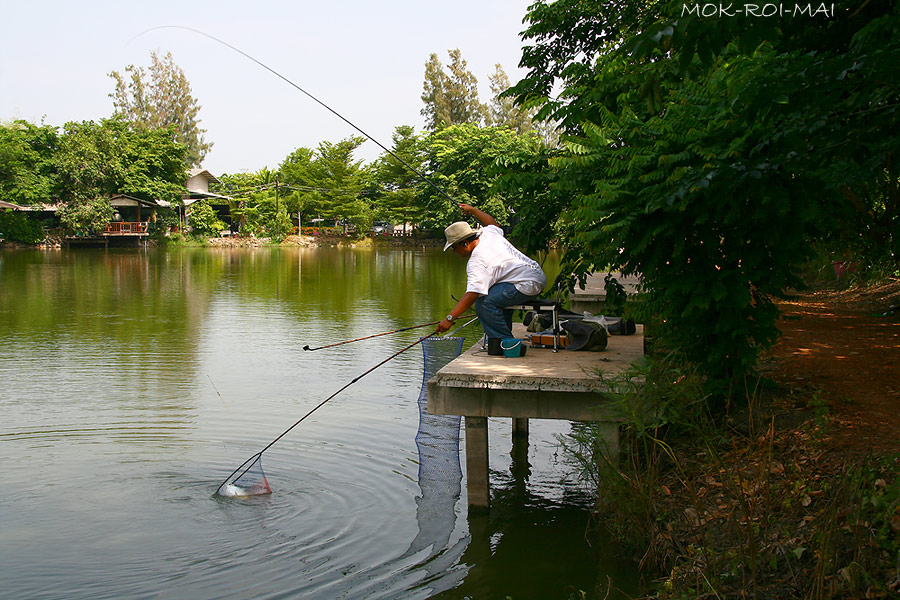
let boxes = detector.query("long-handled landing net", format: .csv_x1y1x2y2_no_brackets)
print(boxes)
401,335,466,559
215,321,475,498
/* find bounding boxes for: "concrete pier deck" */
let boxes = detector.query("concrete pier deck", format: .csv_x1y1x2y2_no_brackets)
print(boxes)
427,324,644,510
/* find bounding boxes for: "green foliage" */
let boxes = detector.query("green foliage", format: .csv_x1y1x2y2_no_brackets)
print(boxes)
371,126,429,231
420,123,545,231
109,50,212,167
421,49,486,131
486,64,550,142
511,0,900,399
150,206,179,239
277,146,317,220
55,119,128,202
0,120,59,205
187,201,225,238
55,118,186,203
53,117,187,234
58,197,115,235
246,192,292,240
558,354,710,558
492,145,569,255
118,125,190,203
299,136,373,228
0,210,45,243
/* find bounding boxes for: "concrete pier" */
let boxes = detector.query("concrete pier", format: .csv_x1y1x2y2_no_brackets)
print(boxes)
569,272,642,314
427,324,644,510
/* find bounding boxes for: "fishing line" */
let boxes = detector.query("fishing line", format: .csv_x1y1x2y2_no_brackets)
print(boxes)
131,25,460,210
207,374,229,410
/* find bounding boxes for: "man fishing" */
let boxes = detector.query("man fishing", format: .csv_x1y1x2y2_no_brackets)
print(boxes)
435,204,546,341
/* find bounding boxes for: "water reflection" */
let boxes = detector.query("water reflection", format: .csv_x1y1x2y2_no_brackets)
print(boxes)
0,246,637,600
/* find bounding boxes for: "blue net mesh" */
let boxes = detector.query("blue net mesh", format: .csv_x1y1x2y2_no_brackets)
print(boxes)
416,336,465,489
404,336,465,556
216,453,272,497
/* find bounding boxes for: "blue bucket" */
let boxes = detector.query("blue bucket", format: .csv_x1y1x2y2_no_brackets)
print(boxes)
501,338,526,357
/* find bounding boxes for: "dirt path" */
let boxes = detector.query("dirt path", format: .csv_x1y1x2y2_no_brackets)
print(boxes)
766,279,900,454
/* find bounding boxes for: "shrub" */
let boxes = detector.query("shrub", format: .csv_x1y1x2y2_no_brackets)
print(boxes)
0,209,45,244
187,201,225,238
57,198,114,236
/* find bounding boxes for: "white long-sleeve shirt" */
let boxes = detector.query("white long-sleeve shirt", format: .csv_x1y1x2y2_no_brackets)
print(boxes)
465,225,546,296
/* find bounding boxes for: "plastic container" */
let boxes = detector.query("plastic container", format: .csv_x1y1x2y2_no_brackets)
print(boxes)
501,338,527,357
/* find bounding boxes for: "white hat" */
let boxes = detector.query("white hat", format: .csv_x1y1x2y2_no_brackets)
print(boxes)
443,221,480,251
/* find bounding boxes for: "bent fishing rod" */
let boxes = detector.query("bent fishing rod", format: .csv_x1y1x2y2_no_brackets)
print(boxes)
134,26,460,211
216,318,477,496
302,315,474,351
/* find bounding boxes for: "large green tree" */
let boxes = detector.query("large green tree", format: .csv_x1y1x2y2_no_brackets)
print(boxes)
214,169,291,238
278,146,319,226
371,125,428,233
109,51,212,167
0,120,59,205
55,118,187,234
421,49,487,131
485,65,533,133
508,1,900,396
420,123,545,230
306,136,373,228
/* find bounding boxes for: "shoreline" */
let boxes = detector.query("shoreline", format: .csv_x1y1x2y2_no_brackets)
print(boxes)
0,234,445,250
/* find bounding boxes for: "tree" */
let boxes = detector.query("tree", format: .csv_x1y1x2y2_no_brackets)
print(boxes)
0,120,59,205
187,200,226,237
509,1,900,397
307,136,373,229
0,210,45,243
214,169,288,238
54,118,187,234
371,125,428,233
487,64,561,148
57,198,115,236
421,49,486,131
486,65,531,133
109,51,212,167
278,146,318,225
419,123,544,230
55,118,186,203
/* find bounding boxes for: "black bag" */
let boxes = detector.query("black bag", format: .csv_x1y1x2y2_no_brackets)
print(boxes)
561,320,608,351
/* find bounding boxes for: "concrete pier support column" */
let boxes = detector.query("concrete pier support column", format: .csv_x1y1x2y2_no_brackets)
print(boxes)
465,416,490,511
597,421,620,459
510,418,531,486
512,417,529,438
510,417,531,485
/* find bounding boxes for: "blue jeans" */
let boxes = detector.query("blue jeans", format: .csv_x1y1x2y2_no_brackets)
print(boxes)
474,282,536,339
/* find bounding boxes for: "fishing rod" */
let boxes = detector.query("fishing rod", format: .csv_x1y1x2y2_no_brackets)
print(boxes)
443,316,479,338
216,327,451,496
134,25,460,210
302,316,472,351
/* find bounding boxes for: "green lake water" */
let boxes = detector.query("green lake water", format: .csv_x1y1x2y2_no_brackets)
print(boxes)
0,246,637,599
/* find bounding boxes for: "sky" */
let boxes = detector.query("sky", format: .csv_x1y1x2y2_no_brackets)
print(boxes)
0,0,536,176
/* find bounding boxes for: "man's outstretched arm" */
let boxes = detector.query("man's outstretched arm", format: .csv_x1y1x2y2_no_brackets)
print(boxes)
458,203,498,228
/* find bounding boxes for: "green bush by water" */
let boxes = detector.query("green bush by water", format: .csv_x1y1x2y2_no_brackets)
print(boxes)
0,210,44,244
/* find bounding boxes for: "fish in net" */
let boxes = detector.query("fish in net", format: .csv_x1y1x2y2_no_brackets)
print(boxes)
216,452,272,497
